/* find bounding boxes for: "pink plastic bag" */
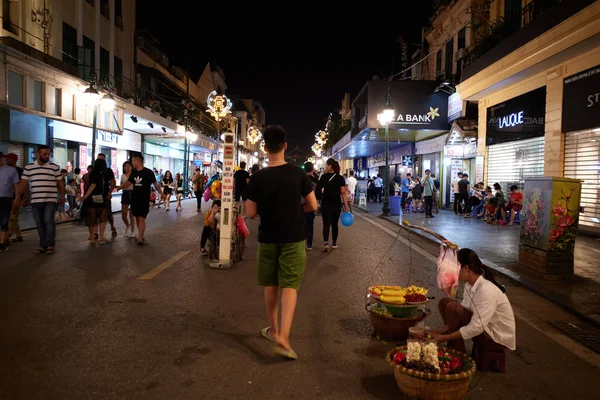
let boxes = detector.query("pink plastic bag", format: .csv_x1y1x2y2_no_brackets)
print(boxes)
237,215,250,238
437,244,459,297
203,187,211,202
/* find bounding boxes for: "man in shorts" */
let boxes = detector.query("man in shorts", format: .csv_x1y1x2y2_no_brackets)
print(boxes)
233,161,250,215
246,125,318,360
118,153,163,245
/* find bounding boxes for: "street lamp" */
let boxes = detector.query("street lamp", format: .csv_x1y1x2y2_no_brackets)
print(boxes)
377,87,395,217
84,79,115,161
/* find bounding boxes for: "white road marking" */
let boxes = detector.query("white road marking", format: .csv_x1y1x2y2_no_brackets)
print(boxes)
354,212,437,263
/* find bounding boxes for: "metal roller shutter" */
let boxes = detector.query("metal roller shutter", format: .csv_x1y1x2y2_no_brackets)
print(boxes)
487,137,545,192
564,129,600,234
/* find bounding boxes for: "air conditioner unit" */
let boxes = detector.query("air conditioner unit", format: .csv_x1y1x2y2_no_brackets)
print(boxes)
455,48,465,61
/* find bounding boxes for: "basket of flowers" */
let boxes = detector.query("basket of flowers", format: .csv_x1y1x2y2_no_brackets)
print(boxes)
386,344,476,400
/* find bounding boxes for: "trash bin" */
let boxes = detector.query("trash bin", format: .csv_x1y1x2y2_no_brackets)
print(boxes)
390,196,401,215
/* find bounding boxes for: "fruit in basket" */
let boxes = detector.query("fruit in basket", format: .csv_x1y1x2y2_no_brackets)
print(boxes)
379,294,406,304
438,350,462,374
392,351,406,365
405,293,428,303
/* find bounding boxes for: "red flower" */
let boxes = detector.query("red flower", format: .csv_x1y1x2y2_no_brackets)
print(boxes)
557,215,575,230
552,205,566,216
550,228,563,242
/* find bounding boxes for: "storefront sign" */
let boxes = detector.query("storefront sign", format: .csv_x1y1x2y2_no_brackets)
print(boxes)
367,144,412,168
562,64,600,133
52,120,142,151
486,87,546,144
367,81,449,130
402,155,412,166
219,132,236,263
444,142,477,158
447,93,463,122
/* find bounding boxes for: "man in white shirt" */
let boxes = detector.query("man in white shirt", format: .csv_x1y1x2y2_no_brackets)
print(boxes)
430,249,516,354
452,172,463,214
346,171,358,211
374,174,383,203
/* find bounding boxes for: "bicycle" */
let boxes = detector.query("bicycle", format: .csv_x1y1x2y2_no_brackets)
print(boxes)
207,204,246,267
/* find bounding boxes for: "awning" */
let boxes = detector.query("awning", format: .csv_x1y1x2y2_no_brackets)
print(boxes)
445,120,477,145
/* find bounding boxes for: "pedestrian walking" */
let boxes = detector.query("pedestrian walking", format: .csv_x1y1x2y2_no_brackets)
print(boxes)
5,153,24,243
80,158,111,245
319,158,350,252
421,169,435,218
0,153,21,253
192,168,203,212
233,161,250,216
161,170,174,210
431,174,440,213
174,172,184,211
119,161,136,238
453,172,463,214
17,145,66,254
246,125,318,360
96,153,117,237
303,161,320,251
118,153,163,245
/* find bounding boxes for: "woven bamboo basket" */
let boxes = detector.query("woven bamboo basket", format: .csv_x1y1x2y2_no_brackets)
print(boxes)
385,346,476,400
367,309,426,340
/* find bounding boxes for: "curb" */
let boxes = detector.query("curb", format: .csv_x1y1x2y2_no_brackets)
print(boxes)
356,208,600,329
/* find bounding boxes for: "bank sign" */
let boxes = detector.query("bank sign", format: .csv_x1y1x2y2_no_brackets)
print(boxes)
367,81,449,130
486,87,546,144
562,65,600,133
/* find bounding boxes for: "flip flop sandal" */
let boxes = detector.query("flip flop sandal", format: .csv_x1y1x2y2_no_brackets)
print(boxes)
46,247,55,254
10,237,23,243
33,248,47,254
260,327,276,342
98,240,110,245
272,345,298,360
111,228,118,237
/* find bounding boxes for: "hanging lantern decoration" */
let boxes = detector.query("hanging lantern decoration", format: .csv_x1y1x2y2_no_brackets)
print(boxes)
247,126,262,144
311,143,322,158
260,140,266,153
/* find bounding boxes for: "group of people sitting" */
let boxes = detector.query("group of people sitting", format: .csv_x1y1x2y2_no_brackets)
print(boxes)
454,172,523,226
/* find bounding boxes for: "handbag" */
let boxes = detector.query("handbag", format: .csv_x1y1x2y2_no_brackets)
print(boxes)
92,176,105,204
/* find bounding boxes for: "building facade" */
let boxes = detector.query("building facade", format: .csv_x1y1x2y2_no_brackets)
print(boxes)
456,0,600,234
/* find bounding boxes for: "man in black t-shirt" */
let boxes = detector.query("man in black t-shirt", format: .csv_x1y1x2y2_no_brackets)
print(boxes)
233,161,250,213
457,173,471,215
118,153,163,245
246,125,317,361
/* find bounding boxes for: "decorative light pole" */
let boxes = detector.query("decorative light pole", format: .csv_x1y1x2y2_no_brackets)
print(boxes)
206,90,232,162
377,86,395,217
83,74,116,162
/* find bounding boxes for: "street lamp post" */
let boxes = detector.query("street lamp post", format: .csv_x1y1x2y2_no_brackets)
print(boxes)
377,86,395,217
84,79,115,162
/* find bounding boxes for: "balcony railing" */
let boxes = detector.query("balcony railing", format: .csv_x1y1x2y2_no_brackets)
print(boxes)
462,0,565,71
0,36,79,77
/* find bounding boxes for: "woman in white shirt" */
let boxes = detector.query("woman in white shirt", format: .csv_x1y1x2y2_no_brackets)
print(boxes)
430,248,516,354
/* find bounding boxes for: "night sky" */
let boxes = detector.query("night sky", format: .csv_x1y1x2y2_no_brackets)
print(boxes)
137,7,433,153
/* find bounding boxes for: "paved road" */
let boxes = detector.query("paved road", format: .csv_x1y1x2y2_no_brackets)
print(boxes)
0,199,598,399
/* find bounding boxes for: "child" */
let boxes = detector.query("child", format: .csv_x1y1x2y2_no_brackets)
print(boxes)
200,200,221,256
65,179,78,218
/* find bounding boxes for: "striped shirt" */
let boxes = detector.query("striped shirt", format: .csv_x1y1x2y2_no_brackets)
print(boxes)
22,161,62,203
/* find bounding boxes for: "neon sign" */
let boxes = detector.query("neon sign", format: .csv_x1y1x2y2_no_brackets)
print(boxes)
498,111,524,129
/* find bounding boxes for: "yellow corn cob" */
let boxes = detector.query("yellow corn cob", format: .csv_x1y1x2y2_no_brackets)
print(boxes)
380,295,406,304
381,289,407,297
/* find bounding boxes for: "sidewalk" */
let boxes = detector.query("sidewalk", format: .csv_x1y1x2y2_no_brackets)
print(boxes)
357,201,600,327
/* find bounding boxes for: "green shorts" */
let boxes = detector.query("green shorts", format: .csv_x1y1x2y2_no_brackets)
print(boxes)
257,240,306,290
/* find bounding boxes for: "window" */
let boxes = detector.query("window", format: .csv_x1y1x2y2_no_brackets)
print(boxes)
114,56,123,96
29,79,43,111
435,50,442,78
2,0,18,34
47,88,61,115
457,27,466,50
100,47,109,84
101,0,109,19
7,71,24,106
79,36,95,81
62,23,78,68
115,0,123,29
445,38,454,80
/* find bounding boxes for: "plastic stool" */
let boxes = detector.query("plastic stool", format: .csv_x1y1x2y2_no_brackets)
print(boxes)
471,335,506,373
359,194,367,207
514,210,521,224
